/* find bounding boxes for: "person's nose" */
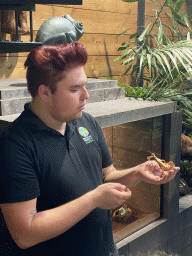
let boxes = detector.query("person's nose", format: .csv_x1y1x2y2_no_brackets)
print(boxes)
82,85,89,100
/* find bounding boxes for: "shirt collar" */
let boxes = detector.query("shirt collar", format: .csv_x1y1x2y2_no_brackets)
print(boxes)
22,103,77,135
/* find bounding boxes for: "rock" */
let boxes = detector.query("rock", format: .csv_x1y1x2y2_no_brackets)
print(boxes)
112,206,132,223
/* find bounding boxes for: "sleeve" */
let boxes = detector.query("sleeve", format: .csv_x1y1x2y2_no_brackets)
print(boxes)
0,136,40,204
86,113,113,169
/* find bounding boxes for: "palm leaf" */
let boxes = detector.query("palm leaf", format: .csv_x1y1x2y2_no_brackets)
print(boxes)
115,48,135,61
175,0,185,13
122,54,135,65
147,54,152,79
137,24,151,42
118,28,130,36
152,52,167,73
171,49,192,71
157,21,163,45
183,15,192,31
156,51,173,77
163,50,179,72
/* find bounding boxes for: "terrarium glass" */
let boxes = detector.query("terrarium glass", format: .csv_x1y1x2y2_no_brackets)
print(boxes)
103,117,162,242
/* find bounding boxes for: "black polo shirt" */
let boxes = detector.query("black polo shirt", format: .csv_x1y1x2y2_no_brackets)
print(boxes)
0,103,116,256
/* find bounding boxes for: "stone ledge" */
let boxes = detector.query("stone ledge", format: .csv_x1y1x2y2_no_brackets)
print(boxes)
0,98,177,129
85,98,177,128
179,192,192,213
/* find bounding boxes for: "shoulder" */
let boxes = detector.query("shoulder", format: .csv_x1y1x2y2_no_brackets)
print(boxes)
0,113,31,149
81,111,96,122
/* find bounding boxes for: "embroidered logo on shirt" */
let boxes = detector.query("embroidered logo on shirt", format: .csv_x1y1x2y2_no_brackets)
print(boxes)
78,127,93,144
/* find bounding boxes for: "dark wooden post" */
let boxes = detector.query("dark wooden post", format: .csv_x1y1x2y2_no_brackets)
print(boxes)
161,111,182,218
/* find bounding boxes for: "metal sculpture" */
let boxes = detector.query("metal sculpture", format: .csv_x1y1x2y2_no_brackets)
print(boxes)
35,15,84,45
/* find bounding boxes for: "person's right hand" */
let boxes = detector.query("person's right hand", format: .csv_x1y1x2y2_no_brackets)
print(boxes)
93,183,132,210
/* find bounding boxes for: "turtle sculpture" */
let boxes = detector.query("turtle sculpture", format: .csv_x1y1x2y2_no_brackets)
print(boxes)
36,15,84,45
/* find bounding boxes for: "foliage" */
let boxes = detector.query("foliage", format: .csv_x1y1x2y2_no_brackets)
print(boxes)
116,0,192,130
116,0,192,83
115,0,192,84
180,160,192,186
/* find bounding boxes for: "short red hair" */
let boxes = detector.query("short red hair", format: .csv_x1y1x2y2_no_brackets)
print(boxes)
24,42,88,97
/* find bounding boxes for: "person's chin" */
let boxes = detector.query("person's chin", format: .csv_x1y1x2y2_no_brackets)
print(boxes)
73,110,83,121
78,110,83,118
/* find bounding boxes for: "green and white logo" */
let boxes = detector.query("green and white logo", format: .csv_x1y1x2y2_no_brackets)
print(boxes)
78,127,93,144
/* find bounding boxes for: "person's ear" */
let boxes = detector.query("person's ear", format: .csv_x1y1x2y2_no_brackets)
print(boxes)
38,84,52,102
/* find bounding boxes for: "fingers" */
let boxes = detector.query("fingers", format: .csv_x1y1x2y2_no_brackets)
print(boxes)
94,183,132,209
112,183,127,191
158,167,180,183
146,160,162,173
115,187,132,201
173,167,180,174
109,183,132,200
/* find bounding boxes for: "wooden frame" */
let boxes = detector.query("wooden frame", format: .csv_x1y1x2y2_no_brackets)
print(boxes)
0,0,82,5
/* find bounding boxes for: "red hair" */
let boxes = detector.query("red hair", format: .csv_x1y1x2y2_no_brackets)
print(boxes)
24,42,88,97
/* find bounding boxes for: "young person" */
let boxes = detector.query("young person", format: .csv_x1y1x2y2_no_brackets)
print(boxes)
0,42,179,256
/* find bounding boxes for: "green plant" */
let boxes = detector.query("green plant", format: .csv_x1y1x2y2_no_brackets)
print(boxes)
116,0,192,130
116,0,192,85
180,160,192,186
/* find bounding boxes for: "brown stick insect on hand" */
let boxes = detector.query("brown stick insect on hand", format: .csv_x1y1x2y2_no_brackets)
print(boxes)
147,153,175,177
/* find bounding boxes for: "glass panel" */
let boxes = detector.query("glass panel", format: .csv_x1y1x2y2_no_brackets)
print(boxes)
103,117,162,242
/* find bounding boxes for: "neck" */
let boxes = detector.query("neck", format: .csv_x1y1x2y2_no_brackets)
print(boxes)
29,99,66,135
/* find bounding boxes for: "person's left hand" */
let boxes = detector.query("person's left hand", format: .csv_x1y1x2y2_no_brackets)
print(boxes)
136,160,180,184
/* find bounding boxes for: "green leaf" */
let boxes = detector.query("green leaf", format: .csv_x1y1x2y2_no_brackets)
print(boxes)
157,51,173,78
180,48,192,64
115,48,135,61
147,54,152,79
118,28,130,36
152,52,168,73
157,21,163,45
162,34,168,45
137,24,151,42
139,55,144,77
183,15,192,31
182,48,192,60
161,21,177,37
122,54,135,65
187,32,191,40
134,44,145,57
166,0,173,7
184,109,192,119
148,34,161,46
129,32,138,39
163,50,180,74
169,6,182,21
172,48,192,72
174,18,188,27
117,44,131,51
123,65,132,75
151,0,159,6
175,0,185,13
131,63,139,75
183,121,192,130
